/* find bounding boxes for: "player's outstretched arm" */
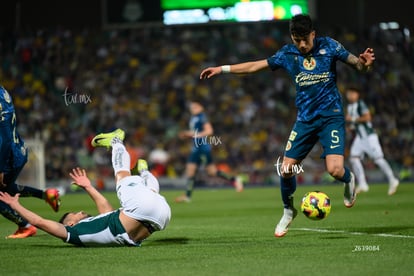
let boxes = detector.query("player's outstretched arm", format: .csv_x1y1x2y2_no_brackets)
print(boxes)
0,192,68,239
200,59,269,79
69,168,114,214
178,130,194,139
346,48,375,72
179,122,213,139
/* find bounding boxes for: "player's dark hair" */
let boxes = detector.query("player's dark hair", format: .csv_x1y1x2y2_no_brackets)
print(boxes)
189,96,207,107
290,14,313,36
59,212,71,224
347,86,361,94
58,212,92,225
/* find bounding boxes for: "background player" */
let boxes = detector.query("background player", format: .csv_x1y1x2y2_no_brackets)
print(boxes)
345,87,399,195
175,99,243,203
0,128,171,247
200,14,375,237
0,85,60,238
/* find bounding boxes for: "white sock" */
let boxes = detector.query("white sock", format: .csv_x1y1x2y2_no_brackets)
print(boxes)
140,170,160,193
350,157,368,188
111,142,130,176
374,158,396,183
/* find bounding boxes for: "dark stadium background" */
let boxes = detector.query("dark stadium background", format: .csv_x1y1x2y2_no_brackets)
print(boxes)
1,0,412,189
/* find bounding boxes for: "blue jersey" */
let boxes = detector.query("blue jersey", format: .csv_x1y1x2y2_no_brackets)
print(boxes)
0,86,27,174
0,86,15,172
0,86,14,124
189,112,211,151
267,37,350,122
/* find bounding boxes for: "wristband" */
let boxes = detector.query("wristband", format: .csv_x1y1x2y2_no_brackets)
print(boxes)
221,65,231,73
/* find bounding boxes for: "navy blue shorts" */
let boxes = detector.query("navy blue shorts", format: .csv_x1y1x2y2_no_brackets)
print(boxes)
188,149,213,166
3,143,28,184
284,115,345,160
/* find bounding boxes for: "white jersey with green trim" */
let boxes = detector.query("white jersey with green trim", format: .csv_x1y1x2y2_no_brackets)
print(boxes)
347,99,375,138
64,209,138,247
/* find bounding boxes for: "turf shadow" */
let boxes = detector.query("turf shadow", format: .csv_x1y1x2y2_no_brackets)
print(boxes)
146,237,190,246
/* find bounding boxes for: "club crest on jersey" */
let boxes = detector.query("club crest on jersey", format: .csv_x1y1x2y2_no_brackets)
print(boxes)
285,141,292,151
303,56,316,70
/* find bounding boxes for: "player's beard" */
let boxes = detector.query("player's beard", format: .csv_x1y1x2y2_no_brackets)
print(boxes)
299,47,310,54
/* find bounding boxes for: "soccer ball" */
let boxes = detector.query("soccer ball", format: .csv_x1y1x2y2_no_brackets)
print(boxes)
301,191,331,220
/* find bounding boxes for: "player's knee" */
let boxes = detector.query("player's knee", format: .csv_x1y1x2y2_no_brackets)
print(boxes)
281,171,295,178
327,166,343,179
277,155,303,178
280,165,296,178
373,157,385,165
206,165,217,176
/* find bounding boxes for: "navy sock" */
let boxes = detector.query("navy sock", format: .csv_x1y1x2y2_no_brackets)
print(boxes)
185,177,195,198
280,176,296,209
0,201,28,227
6,183,44,199
337,167,351,183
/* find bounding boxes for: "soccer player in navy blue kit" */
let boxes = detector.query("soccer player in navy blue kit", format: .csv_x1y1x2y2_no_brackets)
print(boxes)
0,86,61,238
200,14,375,237
175,99,243,203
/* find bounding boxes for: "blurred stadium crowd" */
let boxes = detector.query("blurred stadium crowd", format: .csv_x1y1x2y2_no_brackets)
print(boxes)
1,21,413,186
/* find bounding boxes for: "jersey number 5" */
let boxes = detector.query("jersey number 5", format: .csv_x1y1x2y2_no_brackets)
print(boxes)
329,130,340,149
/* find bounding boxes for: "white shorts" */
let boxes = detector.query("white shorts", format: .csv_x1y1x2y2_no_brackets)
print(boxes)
350,133,384,160
116,176,171,231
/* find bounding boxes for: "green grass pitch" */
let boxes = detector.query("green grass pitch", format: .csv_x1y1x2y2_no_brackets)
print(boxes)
1,182,413,275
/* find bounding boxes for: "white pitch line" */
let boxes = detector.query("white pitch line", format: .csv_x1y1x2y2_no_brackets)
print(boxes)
292,227,414,239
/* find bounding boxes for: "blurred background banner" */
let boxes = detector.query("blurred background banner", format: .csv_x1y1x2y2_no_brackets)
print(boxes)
2,0,413,31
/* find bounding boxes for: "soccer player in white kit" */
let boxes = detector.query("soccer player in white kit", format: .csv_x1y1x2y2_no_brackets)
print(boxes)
345,87,399,195
0,128,171,246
